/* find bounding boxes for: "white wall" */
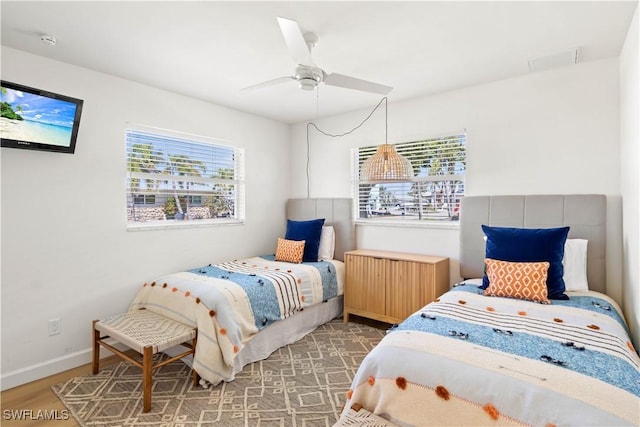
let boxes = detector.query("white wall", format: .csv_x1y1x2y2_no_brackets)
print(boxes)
291,58,623,304
620,6,639,346
0,48,291,389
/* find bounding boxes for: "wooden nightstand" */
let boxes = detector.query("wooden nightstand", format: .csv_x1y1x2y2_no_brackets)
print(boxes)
343,249,450,324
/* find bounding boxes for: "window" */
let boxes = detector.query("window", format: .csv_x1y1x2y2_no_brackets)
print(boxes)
188,195,202,206
133,194,156,205
354,133,466,224
126,125,244,227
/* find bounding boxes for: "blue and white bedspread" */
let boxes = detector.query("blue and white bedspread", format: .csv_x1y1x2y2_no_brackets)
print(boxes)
339,285,640,426
130,256,342,386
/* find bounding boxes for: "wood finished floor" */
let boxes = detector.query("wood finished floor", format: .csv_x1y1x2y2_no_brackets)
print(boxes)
1,355,122,427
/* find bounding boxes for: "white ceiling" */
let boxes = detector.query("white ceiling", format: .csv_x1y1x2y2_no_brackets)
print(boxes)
1,1,637,124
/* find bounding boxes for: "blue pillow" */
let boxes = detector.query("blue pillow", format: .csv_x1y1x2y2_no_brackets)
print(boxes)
481,225,570,300
285,218,325,262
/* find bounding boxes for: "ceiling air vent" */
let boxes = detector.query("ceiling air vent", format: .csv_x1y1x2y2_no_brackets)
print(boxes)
528,48,579,72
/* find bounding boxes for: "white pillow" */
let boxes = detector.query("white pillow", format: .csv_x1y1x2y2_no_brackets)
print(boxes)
318,226,335,260
563,239,589,291
482,233,588,291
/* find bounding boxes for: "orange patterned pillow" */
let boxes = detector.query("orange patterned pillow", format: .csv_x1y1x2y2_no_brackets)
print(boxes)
275,238,305,263
484,258,551,304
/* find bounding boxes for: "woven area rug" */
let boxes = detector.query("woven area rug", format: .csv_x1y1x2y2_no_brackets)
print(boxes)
52,320,385,426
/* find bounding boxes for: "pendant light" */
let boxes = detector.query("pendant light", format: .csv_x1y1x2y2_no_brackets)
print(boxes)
360,98,413,181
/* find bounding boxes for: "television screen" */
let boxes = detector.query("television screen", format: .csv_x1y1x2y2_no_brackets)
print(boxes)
1,80,83,154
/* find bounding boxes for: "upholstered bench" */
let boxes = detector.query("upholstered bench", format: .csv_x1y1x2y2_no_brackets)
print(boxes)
92,309,198,412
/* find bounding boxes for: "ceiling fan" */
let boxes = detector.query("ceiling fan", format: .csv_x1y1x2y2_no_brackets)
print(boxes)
242,17,393,95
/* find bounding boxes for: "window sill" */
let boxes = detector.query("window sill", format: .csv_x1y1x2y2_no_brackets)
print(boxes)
355,219,460,230
127,218,244,231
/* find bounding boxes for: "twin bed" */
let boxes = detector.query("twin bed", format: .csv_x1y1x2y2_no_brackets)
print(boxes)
337,195,639,426
127,195,639,426
128,198,354,387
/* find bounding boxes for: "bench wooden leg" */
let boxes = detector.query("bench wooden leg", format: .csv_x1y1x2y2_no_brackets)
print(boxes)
143,346,153,412
92,320,100,375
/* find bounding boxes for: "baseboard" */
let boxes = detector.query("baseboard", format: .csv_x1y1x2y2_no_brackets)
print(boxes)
1,341,126,391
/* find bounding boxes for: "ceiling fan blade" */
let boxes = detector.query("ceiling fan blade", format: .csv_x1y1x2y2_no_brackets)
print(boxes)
240,76,296,92
324,73,393,95
277,17,315,66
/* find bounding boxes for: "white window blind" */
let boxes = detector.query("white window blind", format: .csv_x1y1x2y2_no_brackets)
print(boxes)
354,133,466,223
126,126,245,226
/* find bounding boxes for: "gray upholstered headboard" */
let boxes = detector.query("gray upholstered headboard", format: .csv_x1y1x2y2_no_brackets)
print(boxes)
286,198,354,262
460,195,607,294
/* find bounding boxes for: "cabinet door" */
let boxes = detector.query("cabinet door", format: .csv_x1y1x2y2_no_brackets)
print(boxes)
386,260,432,321
345,255,386,316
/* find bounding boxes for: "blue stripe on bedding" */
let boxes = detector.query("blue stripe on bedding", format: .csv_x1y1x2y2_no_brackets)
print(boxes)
261,255,339,301
393,289,640,397
190,265,283,329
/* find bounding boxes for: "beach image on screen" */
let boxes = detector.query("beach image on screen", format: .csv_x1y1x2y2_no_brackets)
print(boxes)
1,86,77,147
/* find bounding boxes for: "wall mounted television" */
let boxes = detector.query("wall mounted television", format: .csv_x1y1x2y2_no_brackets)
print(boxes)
1,80,83,154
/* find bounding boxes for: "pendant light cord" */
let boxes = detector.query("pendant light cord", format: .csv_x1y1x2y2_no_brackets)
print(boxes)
306,96,387,198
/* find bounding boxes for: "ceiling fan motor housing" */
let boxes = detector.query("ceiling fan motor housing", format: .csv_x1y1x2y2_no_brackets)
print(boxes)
295,65,323,90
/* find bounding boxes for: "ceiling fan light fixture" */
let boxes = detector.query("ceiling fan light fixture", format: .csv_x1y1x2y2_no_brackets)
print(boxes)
299,79,317,91
295,65,322,91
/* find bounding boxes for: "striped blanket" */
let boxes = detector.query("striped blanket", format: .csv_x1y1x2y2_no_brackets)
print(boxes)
339,285,640,426
130,256,340,386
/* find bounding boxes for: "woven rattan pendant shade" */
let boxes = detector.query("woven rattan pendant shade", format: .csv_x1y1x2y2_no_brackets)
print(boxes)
360,144,413,180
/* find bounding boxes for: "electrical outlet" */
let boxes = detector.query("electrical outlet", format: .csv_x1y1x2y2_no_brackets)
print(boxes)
48,318,61,336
